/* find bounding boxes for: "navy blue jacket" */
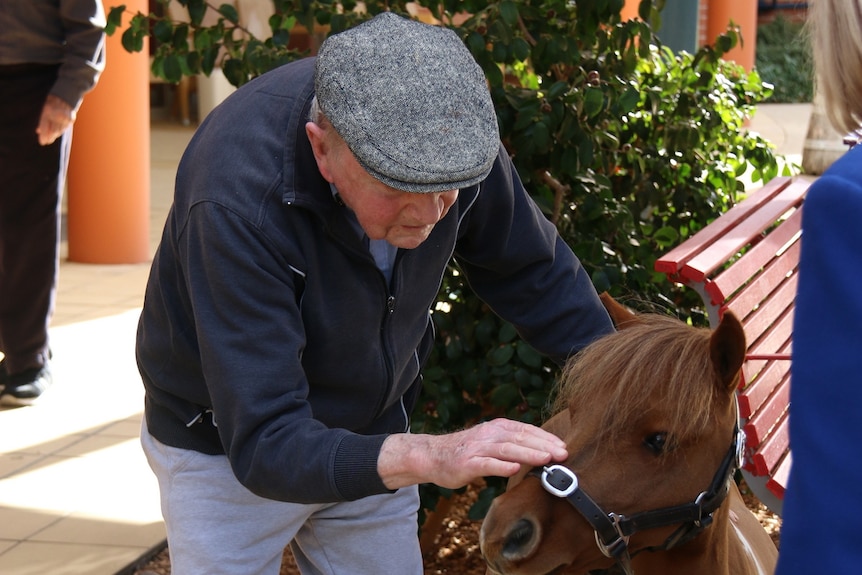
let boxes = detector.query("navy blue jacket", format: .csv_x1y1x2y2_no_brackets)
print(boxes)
136,57,614,504
775,144,862,573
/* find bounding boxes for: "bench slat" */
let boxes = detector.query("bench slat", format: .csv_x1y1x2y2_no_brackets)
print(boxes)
744,377,791,450
748,412,790,476
707,208,803,306
654,177,793,275
738,356,791,419
767,452,792,498
729,275,797,352
719,240,800,320
745,309,794,378
679,179,808,283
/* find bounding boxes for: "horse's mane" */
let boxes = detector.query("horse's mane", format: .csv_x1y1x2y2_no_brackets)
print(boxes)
552,314,722,446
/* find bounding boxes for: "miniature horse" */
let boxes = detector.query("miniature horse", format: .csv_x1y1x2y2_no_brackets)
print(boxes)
480,295,777,575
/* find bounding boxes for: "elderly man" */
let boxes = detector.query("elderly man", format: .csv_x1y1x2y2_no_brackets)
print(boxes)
137,12,613,575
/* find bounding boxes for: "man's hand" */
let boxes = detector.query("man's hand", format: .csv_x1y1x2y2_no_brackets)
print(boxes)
377,418,568,490
36,95,75,146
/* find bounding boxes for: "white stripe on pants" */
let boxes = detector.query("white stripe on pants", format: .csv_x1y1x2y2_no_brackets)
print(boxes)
141,419,423,575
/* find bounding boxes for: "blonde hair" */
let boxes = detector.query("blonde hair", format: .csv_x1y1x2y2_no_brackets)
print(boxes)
809,0,862,134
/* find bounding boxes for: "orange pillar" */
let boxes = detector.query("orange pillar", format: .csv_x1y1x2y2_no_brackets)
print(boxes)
707,0,757,70
621,0,640,21
67,0,150,263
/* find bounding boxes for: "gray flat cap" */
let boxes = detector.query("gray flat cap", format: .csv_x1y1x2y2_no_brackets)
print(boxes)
314,12,500,193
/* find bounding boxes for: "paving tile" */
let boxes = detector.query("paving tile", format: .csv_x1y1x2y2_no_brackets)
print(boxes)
0,506,63,540
0,540,146,575
0,453,51,479
29,513,165,548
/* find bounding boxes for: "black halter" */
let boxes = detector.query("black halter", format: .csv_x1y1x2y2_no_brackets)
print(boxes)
531,419,746,575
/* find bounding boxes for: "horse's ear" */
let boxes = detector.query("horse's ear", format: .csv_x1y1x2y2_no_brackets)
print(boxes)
709,311,747,392
598,292,641,330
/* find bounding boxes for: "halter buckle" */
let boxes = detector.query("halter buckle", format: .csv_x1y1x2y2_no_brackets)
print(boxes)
540,464,579,497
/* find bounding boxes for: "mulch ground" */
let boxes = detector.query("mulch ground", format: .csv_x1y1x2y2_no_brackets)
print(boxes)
131,480,780,575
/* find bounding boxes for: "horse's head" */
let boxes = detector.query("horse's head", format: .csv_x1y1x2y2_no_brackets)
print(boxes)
480,295,746,575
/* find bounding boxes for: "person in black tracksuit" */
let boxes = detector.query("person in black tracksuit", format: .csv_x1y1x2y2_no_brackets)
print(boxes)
0,0,106,406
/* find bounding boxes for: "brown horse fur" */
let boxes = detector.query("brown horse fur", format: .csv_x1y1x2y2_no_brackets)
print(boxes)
479,294,777,575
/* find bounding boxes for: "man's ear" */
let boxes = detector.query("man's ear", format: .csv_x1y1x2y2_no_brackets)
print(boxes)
305,121,335,183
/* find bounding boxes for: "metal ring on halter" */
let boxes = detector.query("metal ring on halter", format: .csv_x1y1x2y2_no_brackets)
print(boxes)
735,428,747,469
595,513,631,559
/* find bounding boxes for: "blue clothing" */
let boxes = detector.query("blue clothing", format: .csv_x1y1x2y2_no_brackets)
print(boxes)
775,144,862,573
136,57,614,505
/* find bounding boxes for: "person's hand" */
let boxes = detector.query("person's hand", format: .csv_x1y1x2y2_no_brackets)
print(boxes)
36,95,75,146
377,418,568,490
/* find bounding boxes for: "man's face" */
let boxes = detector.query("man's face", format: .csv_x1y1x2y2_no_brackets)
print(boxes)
306,121,458,249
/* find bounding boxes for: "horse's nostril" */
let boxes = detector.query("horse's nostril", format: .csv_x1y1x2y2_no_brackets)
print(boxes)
502,518,537,558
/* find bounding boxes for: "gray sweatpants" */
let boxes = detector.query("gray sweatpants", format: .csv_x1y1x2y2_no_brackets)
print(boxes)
141,420,423,575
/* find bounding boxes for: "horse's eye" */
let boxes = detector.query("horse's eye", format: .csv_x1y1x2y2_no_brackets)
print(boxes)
643,432,669,455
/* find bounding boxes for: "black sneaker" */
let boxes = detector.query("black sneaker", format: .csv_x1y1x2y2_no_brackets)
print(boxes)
0,363,53,407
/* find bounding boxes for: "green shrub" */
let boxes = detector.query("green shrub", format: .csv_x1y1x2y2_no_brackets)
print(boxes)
108,0,794,522
755,15,813,103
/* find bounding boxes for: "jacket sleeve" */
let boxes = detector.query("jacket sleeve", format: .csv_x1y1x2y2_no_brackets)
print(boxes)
54,0,106,109
454,146,615,365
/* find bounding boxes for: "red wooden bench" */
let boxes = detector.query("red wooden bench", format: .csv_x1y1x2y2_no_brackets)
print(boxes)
654,175,814,515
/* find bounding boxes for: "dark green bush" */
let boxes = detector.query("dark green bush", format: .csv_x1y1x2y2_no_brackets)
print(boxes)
755,15,813,103
108,0,794,523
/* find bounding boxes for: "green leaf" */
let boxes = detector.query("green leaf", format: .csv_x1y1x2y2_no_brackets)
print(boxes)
162,53,182,83
490,383,520,406
547,81,568,101
188,0,207,26
498,322,518,343
105,6,126,36
194,28,211,52
515,342,542,368
591,269,611,293
577,138,594,168
511,37,530,62
466,31,485,54
121,26,144,53
218,3,239,24
584,87,604,118
716,33,734,55
173,24,190,50
637,0,651,21
491,42,508,63
487,345,514,366
652,226,680,247
618,86,641,113
272,29,290,47
153,19,174,45
201,45,219,76
223,58,245,87
185,51,201,74
532,121,550,151
499,1,519,26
